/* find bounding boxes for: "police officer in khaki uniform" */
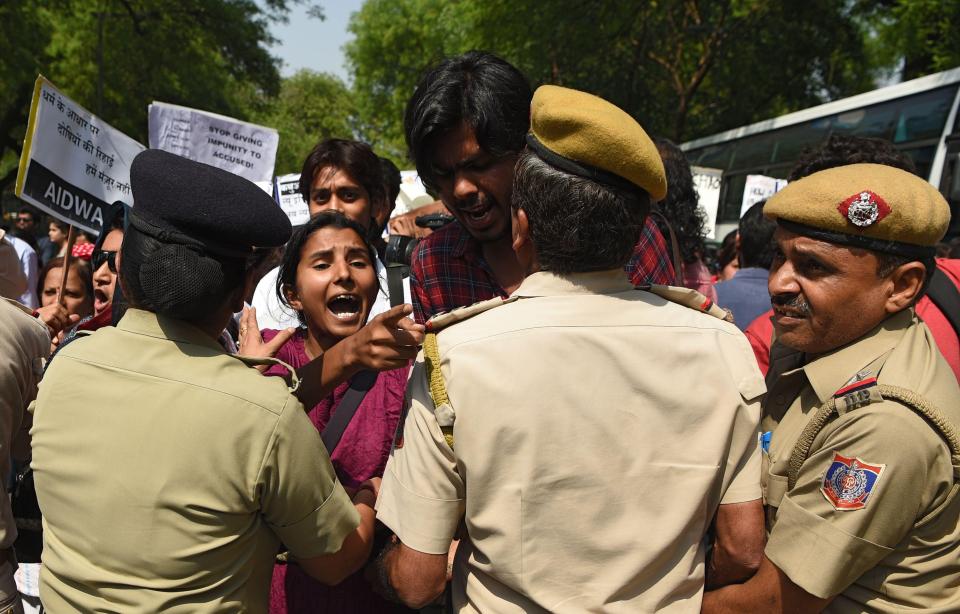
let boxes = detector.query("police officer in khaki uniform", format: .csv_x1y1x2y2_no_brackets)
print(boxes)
0,299,50,614
703,163,960,613
30,150,379,613
373,85,767,612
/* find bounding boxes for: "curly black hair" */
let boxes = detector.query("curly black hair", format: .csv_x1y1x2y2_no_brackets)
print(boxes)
652,138,708,264
788,135,916,181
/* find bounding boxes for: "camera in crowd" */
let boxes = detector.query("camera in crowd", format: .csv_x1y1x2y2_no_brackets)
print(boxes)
384,212,455,266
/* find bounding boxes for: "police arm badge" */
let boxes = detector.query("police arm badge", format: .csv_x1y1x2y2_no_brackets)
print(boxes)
821,452,886,511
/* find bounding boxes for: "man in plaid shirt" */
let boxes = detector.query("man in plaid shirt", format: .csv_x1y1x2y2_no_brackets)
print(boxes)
404,52,675,324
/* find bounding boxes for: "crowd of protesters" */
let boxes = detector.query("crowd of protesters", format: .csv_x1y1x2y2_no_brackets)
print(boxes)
1,50,959,614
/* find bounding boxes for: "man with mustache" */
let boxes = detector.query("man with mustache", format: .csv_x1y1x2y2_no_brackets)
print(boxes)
703,164,960,613
403,51,676,324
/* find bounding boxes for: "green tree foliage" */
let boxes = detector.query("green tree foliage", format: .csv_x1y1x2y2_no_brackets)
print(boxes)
0,0,306,193
345,0,462,164
346,0,919,162
249,69,356,175
862,0,960,80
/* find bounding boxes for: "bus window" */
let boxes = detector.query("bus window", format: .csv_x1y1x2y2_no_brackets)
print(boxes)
719,174,747,223
696,144,733,169
730,133,777,169
832,100,898,139
772,122,829,164
900,145,936,180
894,86,956,143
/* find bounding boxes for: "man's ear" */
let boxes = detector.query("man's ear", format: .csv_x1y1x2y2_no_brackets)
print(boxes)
511,207,531,253
885,261,926,314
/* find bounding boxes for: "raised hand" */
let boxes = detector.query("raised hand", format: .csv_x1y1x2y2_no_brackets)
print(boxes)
343,304,426,372
237,305,296,371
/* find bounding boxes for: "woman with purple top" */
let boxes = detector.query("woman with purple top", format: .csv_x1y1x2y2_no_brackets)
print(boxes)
253,211,413,613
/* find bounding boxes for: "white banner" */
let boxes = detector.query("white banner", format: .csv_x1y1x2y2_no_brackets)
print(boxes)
741,174,787,218
148,101,278,183
15,76,145,235
274,173,309,227
691,166,722,240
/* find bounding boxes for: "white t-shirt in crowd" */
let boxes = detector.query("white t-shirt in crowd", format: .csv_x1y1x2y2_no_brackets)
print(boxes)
250,258,411,331
9,236,39,309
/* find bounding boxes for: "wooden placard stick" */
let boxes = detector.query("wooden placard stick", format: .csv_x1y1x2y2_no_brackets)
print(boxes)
57,224,77,307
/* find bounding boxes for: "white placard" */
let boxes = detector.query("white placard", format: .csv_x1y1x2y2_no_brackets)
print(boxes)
148,101,278,183
275,173,309,227
15,76,145,235
393,170,434,216
741,174,788,218
691,166,722,240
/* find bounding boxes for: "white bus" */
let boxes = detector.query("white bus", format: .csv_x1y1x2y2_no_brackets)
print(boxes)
682,66,960,241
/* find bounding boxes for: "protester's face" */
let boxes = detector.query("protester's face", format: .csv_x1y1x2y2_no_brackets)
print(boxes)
719,259,739,281
49,223,66,245
768,227,889,355
429,122,516,243
40,266,92,319
308,167,372,228
286,226,378,349
93,229,123,315
16,213,35,232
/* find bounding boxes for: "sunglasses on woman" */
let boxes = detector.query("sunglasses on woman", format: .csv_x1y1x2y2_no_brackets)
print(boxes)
92,250,118,273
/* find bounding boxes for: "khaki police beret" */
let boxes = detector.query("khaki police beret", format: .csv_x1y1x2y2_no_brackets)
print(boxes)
764,163,950,258
527,85,667,201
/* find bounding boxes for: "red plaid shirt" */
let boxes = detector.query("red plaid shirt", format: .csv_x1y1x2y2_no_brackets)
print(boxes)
410,216,675,323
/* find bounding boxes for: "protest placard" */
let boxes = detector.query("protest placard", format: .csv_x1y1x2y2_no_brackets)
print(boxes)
741,174,788,218
691,166,722,239
275,173,309,226
148,102,278,183
15,76,145,235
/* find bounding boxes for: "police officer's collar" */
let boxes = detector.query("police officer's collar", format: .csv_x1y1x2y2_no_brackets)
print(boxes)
799,309,913,403
513,270,633,298
116,308,225,353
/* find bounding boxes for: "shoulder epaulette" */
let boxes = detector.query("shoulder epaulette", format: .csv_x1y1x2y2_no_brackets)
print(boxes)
233,354,301,393
638,284,734,324
425,295,519,333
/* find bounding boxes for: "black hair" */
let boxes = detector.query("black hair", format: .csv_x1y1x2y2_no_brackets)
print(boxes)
381,157,401,205
119,226,246,322
18,207,38,222
716,230,739,270
788,135,917,181
512,151,650,274
50,219,70,234
404,51,532,188
298,139,386,227
276,210,380,327
652,138,708,264
738,200,778,269
38,256,93,315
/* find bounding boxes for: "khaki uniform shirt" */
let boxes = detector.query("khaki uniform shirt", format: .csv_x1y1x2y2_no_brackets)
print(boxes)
30,309,358,613
762,310,960,612
0,299,49,550
377,271,765,613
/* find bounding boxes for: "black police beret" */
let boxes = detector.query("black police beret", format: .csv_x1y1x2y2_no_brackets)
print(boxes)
129,149,290,257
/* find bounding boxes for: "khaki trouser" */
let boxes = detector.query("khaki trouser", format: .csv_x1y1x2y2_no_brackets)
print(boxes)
0,549,23,614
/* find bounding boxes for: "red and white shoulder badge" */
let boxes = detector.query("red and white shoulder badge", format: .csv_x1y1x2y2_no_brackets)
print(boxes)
425,295,520,333
821,452,886,511
639,284,734,324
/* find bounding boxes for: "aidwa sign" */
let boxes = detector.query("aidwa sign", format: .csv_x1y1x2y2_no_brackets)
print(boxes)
15,76,145,235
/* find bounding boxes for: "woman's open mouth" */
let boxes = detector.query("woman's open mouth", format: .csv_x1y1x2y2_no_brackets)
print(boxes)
326,293,363,322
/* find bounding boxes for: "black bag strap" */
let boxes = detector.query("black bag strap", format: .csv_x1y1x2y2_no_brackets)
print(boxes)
321,370,379,454
386,262,407,308
926,267,960,339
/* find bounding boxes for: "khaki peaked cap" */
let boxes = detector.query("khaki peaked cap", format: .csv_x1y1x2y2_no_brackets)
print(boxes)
764,163,950,257
528,85,667,201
